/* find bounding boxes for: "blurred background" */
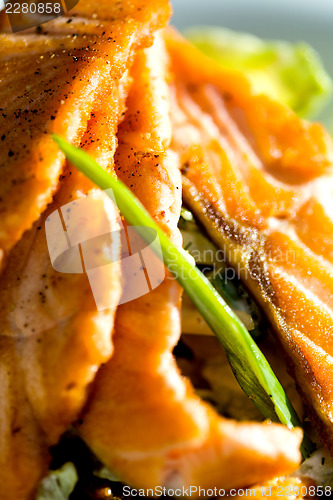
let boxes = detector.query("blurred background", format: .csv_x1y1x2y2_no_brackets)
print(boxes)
171,0,333,130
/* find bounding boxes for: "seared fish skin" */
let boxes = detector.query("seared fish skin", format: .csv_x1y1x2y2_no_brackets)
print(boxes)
166,30,333,451
0,0,171,269
77,34,302,494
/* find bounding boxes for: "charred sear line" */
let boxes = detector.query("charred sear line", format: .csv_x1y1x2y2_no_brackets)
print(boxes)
247,248,275,300
204,200,257,248
182,176,258,247
182,176,277,302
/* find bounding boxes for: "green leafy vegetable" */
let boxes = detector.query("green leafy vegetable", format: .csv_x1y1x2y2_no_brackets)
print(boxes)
179,208,263,338
210,272,263,340
186,26,332,119
52,134,314,458
36,463,78,500
180,207,194,222
94,466,120,483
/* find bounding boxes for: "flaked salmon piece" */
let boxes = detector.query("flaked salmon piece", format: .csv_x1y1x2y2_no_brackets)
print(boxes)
0,0,171,269
165,30,333,450
0,36,109,269
0,71,132,499
77,34,302,494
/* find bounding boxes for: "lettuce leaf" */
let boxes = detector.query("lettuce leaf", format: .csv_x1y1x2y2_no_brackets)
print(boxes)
179,208,263,338
36,463,78,500
186,26,332,119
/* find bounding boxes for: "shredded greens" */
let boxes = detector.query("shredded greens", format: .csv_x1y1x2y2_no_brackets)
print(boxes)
53,135,314,458
36,463,78,500
186,27,333,119
179,208,264,339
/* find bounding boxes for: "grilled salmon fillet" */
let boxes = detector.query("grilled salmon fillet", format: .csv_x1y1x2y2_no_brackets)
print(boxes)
0,0,171,269
0,3,172,497
0,34,109,269
0,72,130,499
76,34,302,494
165,30,333,451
